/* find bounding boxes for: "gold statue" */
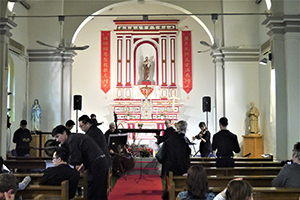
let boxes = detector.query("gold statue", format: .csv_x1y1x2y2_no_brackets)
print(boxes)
248,102,260,134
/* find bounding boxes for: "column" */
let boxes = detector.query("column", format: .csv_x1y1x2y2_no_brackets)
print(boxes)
263,13,300,160
212,50,225,130
0,17,16,158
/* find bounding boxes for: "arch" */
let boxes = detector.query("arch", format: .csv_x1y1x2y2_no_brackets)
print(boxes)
71,0,213,44
133,40,159,85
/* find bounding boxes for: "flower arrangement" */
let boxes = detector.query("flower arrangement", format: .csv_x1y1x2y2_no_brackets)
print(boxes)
138,123,143,128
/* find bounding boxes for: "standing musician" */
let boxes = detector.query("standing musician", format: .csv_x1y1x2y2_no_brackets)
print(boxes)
192,122,211,157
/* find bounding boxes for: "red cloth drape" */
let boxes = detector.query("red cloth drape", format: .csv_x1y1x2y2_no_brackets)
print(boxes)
101,31,111,93
182,31,193,94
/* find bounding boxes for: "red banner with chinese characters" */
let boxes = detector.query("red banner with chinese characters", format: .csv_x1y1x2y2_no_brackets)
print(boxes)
182,31,193,94
101,31,111,93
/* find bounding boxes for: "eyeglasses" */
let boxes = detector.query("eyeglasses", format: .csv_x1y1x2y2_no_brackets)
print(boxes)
79,124,86,128
52,157,58,160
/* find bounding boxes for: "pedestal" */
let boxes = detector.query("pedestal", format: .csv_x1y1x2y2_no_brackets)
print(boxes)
242,134,263,158
30,134,47,157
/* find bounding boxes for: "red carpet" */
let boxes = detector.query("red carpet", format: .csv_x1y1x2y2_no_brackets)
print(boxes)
108,175,163,200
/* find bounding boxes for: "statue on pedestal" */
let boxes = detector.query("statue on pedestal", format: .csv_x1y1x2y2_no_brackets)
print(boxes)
248,102,260,134
31,99,42,131
143,56,151,80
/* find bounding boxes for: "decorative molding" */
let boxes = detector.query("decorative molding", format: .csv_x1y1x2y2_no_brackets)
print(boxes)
28,49,76,62
0,18,17,37
263,15,300,35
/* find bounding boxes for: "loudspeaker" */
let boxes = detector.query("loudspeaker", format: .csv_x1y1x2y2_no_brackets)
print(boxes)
202,96,211,112
73,95,82,110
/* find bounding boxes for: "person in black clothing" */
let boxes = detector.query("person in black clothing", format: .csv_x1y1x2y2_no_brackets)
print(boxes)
13,120,32,156
90,114,104,126
155,119,175,145
65,120,75,131
39,147,79,199
104,122,118,153
192,122,211,157
52,125,110,200
212,117,240,167
164,120,191,176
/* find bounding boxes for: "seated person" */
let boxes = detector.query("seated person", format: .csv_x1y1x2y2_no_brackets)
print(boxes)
0,173,19,200
65,120,75,131
0,156,31,190
177,165,215,200
214,179,253,200
39,147,80,199
272,142,300,187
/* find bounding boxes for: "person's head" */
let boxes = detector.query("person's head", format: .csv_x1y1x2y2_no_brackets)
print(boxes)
250,102,254,107
90,114,96,119
186,165,208,199
292,142,300,163
20,120,27,130
52,125,71,144
109,122,116,132
34,99,39,105
177,120,188,133
219,117,228,128
78,115,92,132
0,173,19,200
198,122,206,131
226,180,253,200
65,120,75,130
52,147,69,166
164,120,172,128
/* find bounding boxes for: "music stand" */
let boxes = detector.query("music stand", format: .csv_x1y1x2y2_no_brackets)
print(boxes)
135,151,153,184
108,134,128,148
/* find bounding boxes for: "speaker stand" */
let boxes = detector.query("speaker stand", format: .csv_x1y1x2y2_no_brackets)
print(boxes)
76,109,78,133
206,111,208,128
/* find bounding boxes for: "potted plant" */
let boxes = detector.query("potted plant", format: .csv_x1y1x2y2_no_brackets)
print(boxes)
138,123,143,129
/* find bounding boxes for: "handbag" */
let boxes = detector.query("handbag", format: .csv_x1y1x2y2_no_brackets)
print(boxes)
155,143,167,163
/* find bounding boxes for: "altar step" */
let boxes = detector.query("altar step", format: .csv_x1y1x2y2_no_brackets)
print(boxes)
127,157,161,175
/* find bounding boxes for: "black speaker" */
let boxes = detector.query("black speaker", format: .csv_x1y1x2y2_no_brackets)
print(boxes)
202,96,211,112
73,95,82,110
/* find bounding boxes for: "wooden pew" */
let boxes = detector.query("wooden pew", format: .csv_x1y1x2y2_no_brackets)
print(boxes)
168,172,300,200
7,155,52,160
4,160,47,171
204,166,281,176
191,160,283,167
191,156,274,162
14,172,88,200
17,180,69,200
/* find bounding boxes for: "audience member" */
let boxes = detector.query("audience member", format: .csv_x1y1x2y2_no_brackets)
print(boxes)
272,142,300,187
65,120,75,131
39,147,80,199
214,179,253,200
0,156,31,190
52,125,110,200
13,120,32,156
0,173,19,200
212,117,240,167
177,165,215,200
163,120,191,176
90,114,104,126
193,122,211,157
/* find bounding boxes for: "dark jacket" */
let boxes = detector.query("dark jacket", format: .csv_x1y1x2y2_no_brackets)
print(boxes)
39,164,80,199
164,132,191,176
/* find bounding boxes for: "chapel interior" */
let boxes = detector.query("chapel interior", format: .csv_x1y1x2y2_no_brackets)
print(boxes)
0,0,300,162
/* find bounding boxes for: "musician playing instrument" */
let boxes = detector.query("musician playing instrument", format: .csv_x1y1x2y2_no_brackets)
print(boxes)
192,122,211,157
